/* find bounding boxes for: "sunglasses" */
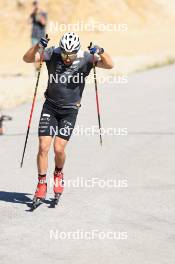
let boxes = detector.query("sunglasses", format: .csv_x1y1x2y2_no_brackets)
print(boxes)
61,51,77,61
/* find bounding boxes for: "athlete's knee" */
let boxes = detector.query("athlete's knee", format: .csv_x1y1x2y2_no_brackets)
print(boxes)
54,145,65,157
38,142,50,156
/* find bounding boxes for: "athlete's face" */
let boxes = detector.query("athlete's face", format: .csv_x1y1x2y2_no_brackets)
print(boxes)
61,51,77,66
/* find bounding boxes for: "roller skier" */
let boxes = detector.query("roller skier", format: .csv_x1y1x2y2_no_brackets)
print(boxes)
23,32,114,209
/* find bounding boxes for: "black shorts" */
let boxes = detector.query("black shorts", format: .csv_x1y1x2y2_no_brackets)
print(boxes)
38,101,78,141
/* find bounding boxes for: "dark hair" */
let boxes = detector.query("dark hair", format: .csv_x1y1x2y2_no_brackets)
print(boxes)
33,1,38,5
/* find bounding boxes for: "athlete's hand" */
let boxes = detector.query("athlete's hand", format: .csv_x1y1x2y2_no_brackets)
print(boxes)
88,42,104,55
38,37,49,49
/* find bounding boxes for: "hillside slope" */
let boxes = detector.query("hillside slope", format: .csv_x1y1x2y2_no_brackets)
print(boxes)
0,0,175,75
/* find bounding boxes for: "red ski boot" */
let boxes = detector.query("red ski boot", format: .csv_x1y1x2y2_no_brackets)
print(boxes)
32,175,47,209
53,171,64,205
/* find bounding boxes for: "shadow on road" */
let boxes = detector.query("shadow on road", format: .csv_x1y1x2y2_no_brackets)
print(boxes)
0,191,57,212
0,191,32,205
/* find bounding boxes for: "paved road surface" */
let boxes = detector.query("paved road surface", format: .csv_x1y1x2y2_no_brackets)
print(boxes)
0,65,175,264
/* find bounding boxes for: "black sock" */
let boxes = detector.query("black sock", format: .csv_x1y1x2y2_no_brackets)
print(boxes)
55,167,62,173
38,174,46,177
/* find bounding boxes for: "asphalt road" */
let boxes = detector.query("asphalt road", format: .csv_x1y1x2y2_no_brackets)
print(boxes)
0,64,175,264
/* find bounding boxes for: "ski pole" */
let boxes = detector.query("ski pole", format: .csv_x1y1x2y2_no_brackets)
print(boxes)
20,34,49,168
88,42,103,146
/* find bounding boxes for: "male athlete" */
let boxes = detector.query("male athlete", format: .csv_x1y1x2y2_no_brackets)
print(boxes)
23,32,114,205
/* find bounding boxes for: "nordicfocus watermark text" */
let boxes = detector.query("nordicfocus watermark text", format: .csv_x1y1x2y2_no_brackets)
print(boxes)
49,73,128,85
50,229,128,240
49,177,128,189
49,125,128,137
49,20,128,34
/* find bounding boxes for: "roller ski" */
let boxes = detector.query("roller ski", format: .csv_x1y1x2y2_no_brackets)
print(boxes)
31,175,47,211
49,171,64,208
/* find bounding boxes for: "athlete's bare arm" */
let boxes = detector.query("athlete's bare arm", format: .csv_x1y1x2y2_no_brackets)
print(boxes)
96,52,114,69
23,44,41,63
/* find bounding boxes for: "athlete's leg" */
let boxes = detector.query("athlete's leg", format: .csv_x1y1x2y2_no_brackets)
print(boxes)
52,111,78,199
33,136,52,204
34,104,57,203
53,110,78,170
54,137,68,170
38,102,58,174
37,136,53,175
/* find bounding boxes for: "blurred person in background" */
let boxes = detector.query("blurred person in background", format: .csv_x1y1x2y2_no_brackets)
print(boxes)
29,0,47,71
0,111,12,135
23,32,114,205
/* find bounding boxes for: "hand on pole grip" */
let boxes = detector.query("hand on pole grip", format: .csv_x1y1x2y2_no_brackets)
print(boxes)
38,34,50,49
88,42,104,55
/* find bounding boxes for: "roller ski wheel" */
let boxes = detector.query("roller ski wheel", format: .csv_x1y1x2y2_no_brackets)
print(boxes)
50,193,62,208
54,193,61,204
31,197,43,210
